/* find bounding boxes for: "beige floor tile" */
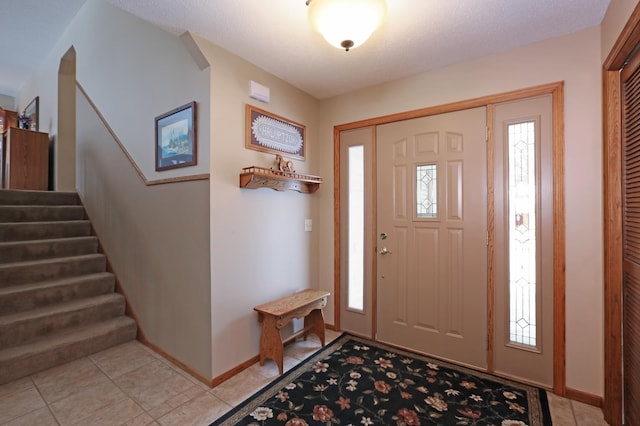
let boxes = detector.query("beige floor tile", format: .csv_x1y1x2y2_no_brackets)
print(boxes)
2,407,58,426
113,360,194,410
157,393,231,426
284,338,325,361
160,361,210,389
546,392,576,426
123,412,155,426
0,386,47,424
325,329,342,341
248,355,301,380
90,341,158,379
165,384,212,407
0,378,33,399
183,384,209,400
145,402,174,420
72,397,145,426
32,357,108,404
210,368,272,406
49,380,127,425
572,400,609,426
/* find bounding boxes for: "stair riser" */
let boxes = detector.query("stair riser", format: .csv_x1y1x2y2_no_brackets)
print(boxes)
0,296,126,348
0,190,80,206
0,238,98,264
0,320,137,385
0,275,115,315
0,222,91,242
0,206,85,222
0,256,106,288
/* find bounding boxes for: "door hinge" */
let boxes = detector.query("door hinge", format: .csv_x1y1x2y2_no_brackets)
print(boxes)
485,126,488,142
486,231,489,246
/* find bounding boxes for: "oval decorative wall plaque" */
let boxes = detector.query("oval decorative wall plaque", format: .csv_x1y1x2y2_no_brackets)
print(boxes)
252,115,303,154
245,105,306,160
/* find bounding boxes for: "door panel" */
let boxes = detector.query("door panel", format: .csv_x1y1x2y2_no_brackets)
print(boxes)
376,107,488,369
622,52,640,424
339,127,374,337
493,95,553,387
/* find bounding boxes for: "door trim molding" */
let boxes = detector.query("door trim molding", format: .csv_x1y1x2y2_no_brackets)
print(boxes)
333,82,566,395
602,3,640,425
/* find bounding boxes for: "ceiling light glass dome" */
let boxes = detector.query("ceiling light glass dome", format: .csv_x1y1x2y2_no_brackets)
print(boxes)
308,0,387,51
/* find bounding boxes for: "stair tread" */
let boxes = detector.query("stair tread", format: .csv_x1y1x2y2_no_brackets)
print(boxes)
0,253,104,269
0,206,84,211
0,236,99,266
0,272,113,296
0,205,83,209
0,190,80,206
0,220,92,243
0,236,98,248
0,219,90,226
0,205,80,208
0,316,136,360
0,293,124,324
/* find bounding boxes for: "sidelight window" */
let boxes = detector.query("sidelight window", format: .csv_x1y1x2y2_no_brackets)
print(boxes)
507,121,538,348
347,145,365,311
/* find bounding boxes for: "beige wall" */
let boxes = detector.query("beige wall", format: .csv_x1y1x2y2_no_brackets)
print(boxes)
316,27,604,397
76,89,212,377
189,35,322,377
601,0,640,61
0,94,14,110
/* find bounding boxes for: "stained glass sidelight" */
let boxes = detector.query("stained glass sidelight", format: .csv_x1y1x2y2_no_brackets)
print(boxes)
507,121,538,348
348,145,364,311
416,164,437,218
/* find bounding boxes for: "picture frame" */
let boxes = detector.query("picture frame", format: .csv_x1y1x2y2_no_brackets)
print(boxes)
155,101,197,171
245,104,305,160
24,96,39,131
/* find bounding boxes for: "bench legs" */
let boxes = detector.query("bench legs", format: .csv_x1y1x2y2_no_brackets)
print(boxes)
303,308,326,346
259,315,284,375
258,308,326,375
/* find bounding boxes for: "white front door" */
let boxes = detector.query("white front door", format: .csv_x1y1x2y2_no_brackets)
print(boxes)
375,107,488,369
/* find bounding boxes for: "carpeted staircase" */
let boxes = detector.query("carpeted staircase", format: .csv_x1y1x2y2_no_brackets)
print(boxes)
0,189,137,385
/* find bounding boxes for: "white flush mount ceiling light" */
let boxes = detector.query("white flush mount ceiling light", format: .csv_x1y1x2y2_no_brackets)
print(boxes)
306,0,387,52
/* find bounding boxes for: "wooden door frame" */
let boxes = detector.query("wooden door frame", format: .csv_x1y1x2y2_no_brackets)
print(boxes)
602,4,640,425
333,82,566,395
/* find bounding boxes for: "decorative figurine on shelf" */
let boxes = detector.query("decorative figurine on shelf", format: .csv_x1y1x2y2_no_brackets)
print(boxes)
18,113,31,130
275,154,295,174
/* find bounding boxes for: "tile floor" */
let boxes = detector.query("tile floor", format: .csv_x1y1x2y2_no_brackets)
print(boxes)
0,329,608,425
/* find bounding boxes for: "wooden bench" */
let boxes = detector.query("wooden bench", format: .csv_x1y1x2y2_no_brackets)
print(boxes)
254,289,330,375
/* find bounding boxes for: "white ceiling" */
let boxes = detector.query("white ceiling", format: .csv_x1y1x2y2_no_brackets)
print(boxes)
1,0,611,100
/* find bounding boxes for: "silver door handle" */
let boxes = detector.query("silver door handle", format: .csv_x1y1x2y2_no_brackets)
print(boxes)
379,247,392,255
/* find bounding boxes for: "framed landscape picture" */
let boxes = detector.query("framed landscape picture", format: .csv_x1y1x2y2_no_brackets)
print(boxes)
155,101,197,171
245,104,305,160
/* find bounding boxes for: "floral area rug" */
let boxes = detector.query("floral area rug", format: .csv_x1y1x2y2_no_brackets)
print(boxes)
211,333,552,425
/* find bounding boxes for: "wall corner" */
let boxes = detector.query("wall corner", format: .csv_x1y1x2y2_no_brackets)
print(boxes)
180,31,211,71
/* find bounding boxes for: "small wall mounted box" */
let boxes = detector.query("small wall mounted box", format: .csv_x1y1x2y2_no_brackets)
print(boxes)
249,80,270,103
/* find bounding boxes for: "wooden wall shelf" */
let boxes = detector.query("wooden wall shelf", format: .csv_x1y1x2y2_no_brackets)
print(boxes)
239,166,322,193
